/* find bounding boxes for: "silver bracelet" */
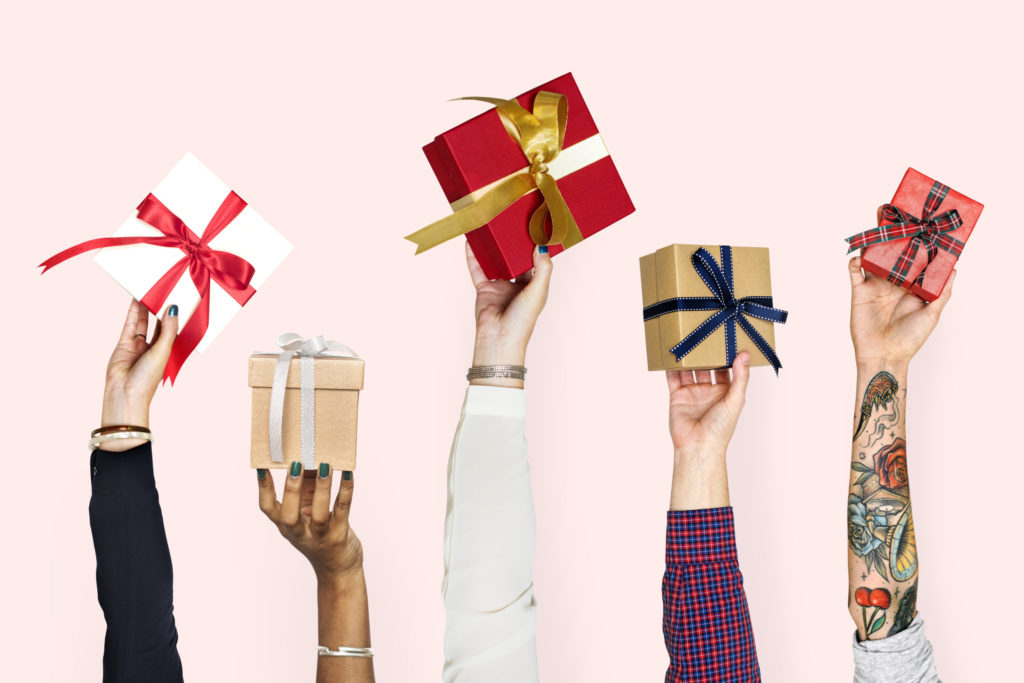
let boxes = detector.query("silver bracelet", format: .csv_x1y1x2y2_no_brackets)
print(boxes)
88,431,153,451
316,645,374,658
466,364,527,381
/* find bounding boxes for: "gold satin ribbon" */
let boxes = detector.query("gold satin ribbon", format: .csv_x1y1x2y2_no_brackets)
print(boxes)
406,91,584,254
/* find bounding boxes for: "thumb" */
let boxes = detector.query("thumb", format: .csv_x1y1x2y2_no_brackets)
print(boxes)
146,304,179,367
927,270,956,317
848,256,866,289
523,245,553,305
724,351,751,413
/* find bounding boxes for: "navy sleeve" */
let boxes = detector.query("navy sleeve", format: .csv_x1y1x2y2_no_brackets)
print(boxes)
89,442,183,683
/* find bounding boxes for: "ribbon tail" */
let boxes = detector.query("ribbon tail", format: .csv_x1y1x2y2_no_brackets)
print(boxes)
268,351,294,463
163,289,209,385
736,315,782,374
140,257,189,314
530,172,582,248
669,307,733,361
300,355,316,470
406,174,536,253
39,236,178,272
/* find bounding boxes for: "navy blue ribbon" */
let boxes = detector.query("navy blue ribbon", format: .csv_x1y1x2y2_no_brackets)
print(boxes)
642,246,788,373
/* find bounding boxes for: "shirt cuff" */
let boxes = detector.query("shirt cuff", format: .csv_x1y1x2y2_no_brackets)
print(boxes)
463,385,527,418
90,442,157,496
666,507,738,565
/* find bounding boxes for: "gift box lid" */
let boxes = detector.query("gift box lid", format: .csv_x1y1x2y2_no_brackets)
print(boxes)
248,353,364,390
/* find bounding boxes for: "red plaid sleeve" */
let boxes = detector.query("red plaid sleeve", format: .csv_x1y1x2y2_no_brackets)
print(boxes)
664,507,761,682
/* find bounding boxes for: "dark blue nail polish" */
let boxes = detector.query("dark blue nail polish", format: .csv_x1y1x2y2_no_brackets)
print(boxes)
168,304,178,317
342,471,352,481
538,245,549,255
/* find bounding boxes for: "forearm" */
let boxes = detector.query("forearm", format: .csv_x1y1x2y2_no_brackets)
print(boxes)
89,443,182,682
848,360,918,640
315,572,374,683
669,448,730,511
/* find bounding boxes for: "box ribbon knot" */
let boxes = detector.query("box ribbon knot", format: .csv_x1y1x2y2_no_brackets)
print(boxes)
39,192,257,383
642,246,789,373
844,180,965,287
405,91,589,254
269,334,359,470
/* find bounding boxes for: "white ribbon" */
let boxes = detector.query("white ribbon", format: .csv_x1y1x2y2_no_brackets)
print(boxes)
268,333,359,470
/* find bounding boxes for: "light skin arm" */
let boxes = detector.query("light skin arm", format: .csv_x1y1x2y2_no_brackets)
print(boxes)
846,231,956,641
666,352,751,510
258,466,373,683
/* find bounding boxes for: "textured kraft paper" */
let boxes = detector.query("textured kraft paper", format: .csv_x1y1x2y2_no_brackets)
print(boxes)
860,167,983,302
640,245,777,371
248,354,364,470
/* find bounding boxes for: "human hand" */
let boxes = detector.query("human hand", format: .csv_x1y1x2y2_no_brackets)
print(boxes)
99,299,178,451
848,209,955,366
466,242,552,388
257,464,363,586
666,352,751,458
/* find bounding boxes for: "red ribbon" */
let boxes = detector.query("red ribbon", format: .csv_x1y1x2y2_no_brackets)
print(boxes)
40,192,256,383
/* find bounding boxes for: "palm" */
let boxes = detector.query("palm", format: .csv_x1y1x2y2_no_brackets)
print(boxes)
667,374,737,451
474,277,530,335
849,267,949,363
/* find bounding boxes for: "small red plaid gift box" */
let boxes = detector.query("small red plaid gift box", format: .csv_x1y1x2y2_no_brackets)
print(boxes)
407,72,635,280
846,168,983,302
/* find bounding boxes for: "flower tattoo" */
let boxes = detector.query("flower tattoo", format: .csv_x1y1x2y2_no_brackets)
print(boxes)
872,438,908,490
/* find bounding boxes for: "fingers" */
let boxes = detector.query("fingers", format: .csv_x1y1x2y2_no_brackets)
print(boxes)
310,464,333,534
724,352,751,412
331,470,355,533
256,469,280,522
694,369,712,384
876,205,884,224
713,369,731,385
117,299,143,345
465,242,489,289
279,461,305,528
848,257,866,288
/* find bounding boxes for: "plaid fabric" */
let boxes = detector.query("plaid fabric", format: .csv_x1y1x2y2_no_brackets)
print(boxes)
664,508,761,682
845,181,965,287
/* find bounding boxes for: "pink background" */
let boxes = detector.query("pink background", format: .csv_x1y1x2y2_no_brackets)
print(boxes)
2,1,1019,680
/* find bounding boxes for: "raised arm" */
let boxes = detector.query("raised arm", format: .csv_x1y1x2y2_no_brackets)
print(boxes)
846,246,952,681
442,244,551,683
90,299,183,682
257,465,373,682
662,352,761,682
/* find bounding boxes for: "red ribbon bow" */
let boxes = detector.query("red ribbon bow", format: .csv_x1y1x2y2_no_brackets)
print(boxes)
40,192,256,383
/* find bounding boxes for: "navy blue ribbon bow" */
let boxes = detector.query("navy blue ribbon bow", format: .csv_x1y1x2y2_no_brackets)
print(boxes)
642,246,789,373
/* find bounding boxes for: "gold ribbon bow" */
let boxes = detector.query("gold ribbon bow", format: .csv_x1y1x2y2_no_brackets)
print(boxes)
406,91,584,254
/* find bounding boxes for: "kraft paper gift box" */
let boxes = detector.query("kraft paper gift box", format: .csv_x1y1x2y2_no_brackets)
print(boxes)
40,153,293,382
848,168,983,302
410,72,635,280
249,350,364,470
639,245,787,372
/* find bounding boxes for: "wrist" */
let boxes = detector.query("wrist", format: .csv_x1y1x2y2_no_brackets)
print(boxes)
472,335,526,367
316,568,366,596
674,445,727,464
855,357,910,375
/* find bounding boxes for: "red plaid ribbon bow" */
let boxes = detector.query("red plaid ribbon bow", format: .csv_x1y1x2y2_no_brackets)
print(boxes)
845,181,965,287
40,192,256,384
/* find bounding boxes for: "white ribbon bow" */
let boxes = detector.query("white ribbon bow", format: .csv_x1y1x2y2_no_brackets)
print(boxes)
269,333,359,469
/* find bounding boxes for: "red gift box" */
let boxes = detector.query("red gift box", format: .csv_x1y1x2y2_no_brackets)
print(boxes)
417,72,634,280
860,168,983,301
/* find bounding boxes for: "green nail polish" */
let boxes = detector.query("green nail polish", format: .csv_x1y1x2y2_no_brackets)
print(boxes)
318,463,330,478
168,304,178,317
289,461,302,477
257,469,266,480
342,471,352,481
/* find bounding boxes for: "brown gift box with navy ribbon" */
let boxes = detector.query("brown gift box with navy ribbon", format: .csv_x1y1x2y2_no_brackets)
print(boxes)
639,245,788,372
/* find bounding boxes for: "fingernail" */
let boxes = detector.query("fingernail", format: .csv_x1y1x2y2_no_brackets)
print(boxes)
538,245,549,255
168,304,178,317
257,468,266,480
289,461,302,477
318,463,330,479
742,354,750,366
342,471,352,481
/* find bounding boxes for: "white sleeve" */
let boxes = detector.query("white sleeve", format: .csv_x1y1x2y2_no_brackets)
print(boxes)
852,615,940,683
442,385,538,683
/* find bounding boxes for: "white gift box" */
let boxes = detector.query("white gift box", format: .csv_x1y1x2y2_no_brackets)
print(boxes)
93,153,292,352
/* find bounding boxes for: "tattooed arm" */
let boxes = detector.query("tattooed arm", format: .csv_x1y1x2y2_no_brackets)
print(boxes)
846,253,955,641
